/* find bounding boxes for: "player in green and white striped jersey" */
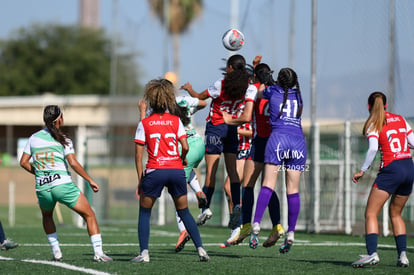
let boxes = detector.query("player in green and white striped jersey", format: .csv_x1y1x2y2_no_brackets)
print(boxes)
20,105,112,262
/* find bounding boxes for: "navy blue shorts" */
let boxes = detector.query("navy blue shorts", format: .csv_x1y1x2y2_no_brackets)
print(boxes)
249,136,268,163
141,169,187,198
374,158,414,196
204,122,238,154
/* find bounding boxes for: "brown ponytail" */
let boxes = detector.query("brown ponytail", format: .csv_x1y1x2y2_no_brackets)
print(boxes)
43,105,69,146
362,92,387,135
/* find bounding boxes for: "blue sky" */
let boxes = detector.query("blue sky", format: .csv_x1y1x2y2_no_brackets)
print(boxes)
1,0,414,121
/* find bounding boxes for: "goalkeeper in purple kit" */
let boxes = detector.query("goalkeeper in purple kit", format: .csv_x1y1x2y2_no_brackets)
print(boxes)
249,67,306,253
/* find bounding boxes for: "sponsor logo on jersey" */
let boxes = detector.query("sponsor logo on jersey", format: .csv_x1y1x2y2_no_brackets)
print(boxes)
38,174,61,186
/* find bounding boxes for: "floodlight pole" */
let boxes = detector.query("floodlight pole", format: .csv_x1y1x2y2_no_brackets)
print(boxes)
109,0,118,96
387,0,395,113
308,0,320,233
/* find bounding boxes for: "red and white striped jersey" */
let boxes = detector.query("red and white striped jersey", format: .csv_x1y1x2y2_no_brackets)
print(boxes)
135,113,186,169
205,78,257,125
367,112,413,168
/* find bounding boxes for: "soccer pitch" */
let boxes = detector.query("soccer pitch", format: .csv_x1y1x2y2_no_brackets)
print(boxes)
0,207,413,274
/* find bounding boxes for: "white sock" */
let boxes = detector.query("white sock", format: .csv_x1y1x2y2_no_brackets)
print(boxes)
141,249,149,256
176,212,186,232
90,234,103,255
188,173,202,193
47,232,61,255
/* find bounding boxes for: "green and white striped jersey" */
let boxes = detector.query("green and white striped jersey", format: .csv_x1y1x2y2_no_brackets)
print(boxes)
176,95,200,136
23,128,74,191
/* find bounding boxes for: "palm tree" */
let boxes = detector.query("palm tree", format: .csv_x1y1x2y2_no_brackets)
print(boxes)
148,0,202,84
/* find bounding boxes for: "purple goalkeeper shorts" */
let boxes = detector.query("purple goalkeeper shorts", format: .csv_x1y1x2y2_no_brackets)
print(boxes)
264,132,307,171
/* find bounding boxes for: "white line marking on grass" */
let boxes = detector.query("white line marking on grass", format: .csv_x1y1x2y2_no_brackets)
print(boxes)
19,242,414,250
0,256,113,275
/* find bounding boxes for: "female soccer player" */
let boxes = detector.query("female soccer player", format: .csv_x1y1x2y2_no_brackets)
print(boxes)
220,121,253,247
351,91,414,268
181,54,257,229
138,93,208,253
249,67,306,253
172,96,208,252
223,60,284,247
20,105,112,262
132,79,209,263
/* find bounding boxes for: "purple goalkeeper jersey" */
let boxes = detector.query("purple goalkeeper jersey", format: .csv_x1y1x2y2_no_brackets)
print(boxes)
262,84,307,170
262,84,303,136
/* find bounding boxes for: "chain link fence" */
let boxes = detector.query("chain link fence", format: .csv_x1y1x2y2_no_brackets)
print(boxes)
78,118,414,235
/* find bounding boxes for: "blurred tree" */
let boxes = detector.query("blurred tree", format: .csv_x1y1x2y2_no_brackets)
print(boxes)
0,24,141,96
148,0,202,84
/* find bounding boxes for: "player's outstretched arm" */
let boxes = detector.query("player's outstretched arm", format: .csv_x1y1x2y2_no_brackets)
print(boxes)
181,82,209,100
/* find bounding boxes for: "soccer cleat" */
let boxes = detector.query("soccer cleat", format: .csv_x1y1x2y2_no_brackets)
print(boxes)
197,208,213,226
228,204,241,229
175,230,190,252
1,239,18,251
196,191,208,209
93,253,113,262
263,224,285,248
279,231,294,254
130,252,150,263
235,223,252,244
351,252,379,268
198,247,210,262
53,250,63,261
220,226,241,248
249,222,260,249
397,251,409,267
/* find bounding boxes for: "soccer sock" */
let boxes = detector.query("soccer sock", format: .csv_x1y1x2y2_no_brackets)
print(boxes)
241,187,254,224
177,208,202,248
365,233,378,255
90,234,104,255
202,186,215,209
187,170,202,193
230,182,241,207
175,211,186,232
138,206,152,252
0,222,6,243
395,234,407,257
287,193,300,232
46,232,61,255
253,186,273,224
268,191,281,226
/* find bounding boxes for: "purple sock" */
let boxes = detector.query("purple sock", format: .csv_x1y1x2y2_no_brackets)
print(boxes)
287,193,300,232
253,186,273,224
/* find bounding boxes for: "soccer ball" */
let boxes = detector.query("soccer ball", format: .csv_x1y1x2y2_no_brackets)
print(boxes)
222,28,245,51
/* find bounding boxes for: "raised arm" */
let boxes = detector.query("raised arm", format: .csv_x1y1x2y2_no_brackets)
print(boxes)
181,82,210,100
252,54,262,68
138,98,147,120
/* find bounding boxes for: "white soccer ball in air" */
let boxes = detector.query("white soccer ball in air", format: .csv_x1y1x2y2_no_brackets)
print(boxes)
222,28,245,51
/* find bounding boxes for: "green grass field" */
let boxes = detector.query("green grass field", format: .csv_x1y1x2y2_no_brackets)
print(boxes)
0,206,413,275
